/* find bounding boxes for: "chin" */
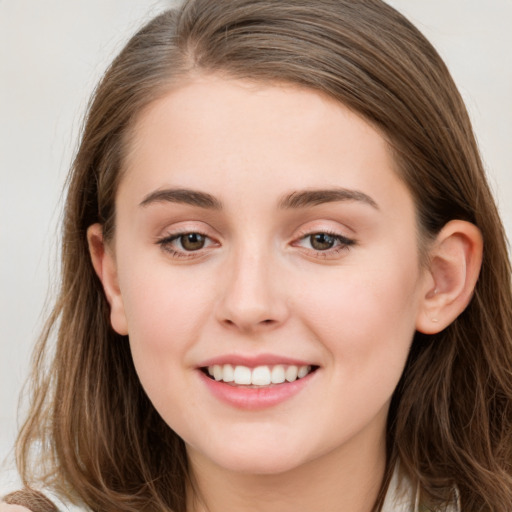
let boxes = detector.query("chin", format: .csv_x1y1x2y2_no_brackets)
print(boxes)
190,438,312,476
217,454,307,476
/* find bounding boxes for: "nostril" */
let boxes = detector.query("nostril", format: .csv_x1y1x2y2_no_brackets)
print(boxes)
221,317,278,333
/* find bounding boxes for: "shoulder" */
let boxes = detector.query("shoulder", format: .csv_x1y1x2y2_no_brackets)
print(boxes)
1,491,86,512
1,488,58,512
0,471,27,511
1,490,85,512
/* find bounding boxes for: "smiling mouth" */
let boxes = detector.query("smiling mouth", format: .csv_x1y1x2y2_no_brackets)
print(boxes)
201,364,319,387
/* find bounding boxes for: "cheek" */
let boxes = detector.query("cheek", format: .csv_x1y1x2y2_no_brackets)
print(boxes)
118,246,211,338
297,257,421,431
119,273,211,421
296,252,422,367
115,256,214,385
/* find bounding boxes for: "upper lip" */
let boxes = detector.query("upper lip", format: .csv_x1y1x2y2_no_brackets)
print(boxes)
198,353,317,368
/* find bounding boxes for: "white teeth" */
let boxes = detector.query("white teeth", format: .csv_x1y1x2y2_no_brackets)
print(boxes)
251,366,271,386
206,364,313,386
213,364,223,381
271,365,286,384
233,365,252,385
298,365,309,379
285,365,298,382
223,364,234,382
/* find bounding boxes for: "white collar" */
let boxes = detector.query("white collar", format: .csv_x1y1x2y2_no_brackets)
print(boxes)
381,463,461,512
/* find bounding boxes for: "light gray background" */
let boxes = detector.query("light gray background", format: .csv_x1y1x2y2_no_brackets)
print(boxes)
1,0,511,476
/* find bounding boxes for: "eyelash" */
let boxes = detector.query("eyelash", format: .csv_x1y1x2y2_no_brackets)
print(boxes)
156,231,216,260
293,230,356,258
156,229,356,260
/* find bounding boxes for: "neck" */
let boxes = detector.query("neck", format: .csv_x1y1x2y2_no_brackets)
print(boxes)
186,420,387,512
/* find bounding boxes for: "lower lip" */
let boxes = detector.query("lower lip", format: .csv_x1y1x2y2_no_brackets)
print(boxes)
198,370,317,410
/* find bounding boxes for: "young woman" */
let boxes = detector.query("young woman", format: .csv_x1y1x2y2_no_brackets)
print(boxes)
3,1,512,511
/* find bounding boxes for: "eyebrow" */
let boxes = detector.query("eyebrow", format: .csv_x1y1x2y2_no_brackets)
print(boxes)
139,187,378,211
140,188,223,209
278,188,379,210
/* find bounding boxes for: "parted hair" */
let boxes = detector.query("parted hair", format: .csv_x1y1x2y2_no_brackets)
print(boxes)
13,1,512,511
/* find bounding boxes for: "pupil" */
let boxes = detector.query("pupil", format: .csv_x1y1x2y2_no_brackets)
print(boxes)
311,233,335,251
182,233,205,251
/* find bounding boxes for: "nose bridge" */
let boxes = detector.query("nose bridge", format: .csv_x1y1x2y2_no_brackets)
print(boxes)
217,237,287,331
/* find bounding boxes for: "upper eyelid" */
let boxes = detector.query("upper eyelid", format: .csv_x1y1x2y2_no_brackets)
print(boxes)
296,228,352,238
291,217,355,234
155,227,354,242
154,221,356,244
157,231,217,245
293,225,356,241
161,230,210,240
156,222,218,239
294,233,355,248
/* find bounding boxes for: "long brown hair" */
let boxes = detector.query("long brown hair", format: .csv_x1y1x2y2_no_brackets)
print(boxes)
14,1,512,510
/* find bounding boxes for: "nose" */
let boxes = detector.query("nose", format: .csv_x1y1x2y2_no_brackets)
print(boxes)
215,247,289,333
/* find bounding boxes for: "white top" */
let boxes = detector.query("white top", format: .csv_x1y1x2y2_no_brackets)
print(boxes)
382,464,460,512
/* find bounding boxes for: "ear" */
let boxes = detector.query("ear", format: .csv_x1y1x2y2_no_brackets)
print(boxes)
87,224,128,335
416,220,483,334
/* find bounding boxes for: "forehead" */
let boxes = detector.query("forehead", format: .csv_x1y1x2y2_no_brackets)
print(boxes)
119,76,412,216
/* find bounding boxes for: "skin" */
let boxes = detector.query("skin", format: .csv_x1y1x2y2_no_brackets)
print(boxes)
87,76,482,512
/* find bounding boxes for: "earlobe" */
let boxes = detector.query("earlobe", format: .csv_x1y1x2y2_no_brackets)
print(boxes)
416,220,483,334
87,223,128,336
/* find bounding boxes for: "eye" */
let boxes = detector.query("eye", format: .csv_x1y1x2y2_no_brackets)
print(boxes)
294,231,355,257
309,233,338,251
177,232,207,251
157,231,217,258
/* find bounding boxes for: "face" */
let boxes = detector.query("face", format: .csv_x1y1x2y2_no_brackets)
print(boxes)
101,76,430,476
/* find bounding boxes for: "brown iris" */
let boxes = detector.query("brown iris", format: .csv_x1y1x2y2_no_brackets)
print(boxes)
310,233,336,251
180,233,206,251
